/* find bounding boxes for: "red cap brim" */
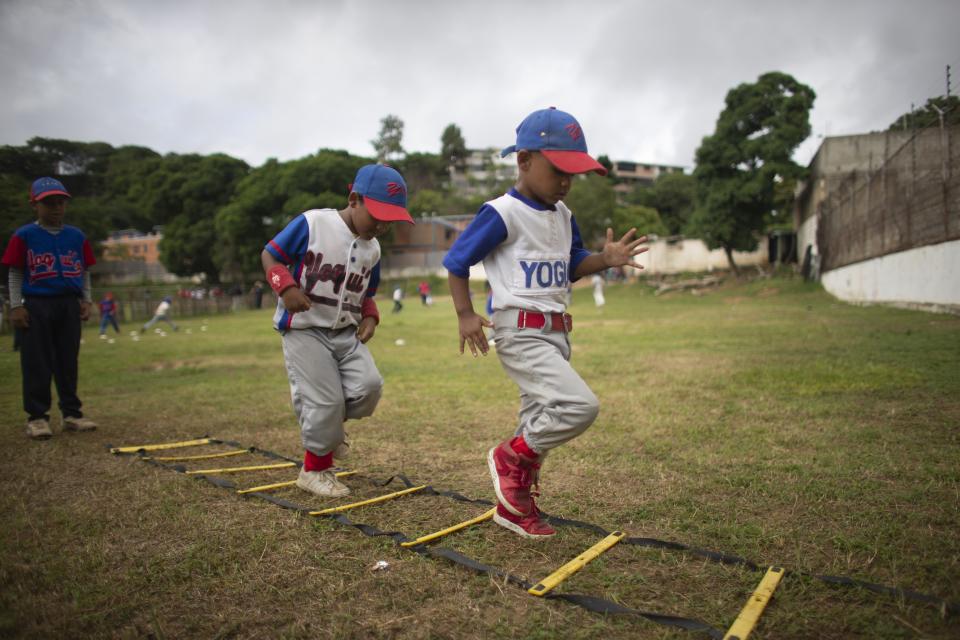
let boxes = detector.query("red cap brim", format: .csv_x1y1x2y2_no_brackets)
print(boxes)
365,197,414,224
32,190,71,202
541,150,608,176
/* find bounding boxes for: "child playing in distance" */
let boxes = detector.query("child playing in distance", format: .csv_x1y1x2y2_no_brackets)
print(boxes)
261,164,414,497
443,108,648,538
99,291,121,335
141,296,178,332
2,177,99,439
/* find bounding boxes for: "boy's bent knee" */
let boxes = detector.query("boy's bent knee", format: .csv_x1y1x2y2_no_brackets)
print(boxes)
345,376,383,419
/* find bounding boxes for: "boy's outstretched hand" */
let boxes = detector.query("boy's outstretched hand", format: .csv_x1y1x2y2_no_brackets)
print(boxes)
602,228,648,269
457,310,493,358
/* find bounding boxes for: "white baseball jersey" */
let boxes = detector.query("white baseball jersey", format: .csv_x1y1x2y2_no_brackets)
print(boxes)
265,209,381,331
443,189,590,313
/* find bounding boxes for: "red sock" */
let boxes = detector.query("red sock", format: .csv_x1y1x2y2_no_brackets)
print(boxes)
303,450,333,472
509,435,538,460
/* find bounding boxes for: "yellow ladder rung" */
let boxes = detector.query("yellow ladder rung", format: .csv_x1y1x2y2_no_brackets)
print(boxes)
237,471,357,495
723,566,785,640
309,485,427,515
145,449,250,462
528,531,626,597
185,462,296,475
400,507,496,547
110,438,212,454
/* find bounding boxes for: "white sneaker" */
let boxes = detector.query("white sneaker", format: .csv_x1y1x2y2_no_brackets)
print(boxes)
63,416,97,432
26,419,53,440
295,468,350,497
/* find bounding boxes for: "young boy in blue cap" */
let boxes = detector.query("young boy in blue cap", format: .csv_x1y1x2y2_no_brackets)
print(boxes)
2,177,98,439
443,108,648,538
261,164,414,497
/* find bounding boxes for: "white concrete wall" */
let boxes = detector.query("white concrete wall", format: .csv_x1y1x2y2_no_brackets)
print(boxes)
637,237,768,274
821,239,960,308
452,238,767,280
797,214,818,261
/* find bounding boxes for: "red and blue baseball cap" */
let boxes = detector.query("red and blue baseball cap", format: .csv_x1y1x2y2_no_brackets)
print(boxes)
350,164,414,224
500,107,607,176
30,177,71,202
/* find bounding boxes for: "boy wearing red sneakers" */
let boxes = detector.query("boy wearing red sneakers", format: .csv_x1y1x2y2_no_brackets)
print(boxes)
443,108,648,538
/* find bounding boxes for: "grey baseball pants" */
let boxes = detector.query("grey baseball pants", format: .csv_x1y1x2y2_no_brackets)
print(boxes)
492,310,599,454
281,326,383,456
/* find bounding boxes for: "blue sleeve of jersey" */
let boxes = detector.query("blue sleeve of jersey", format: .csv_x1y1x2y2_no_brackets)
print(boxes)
569,215,591,282
442,204,508,278
366,262,380,298
265,214,308,264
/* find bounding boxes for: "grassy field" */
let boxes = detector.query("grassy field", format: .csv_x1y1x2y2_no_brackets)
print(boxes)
1,275,958,639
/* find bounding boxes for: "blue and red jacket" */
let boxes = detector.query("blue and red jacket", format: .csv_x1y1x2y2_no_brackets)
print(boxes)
100,298,117,316
1,223,96,297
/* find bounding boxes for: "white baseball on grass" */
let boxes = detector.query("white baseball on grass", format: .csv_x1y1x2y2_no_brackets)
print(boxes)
108,338,115,344
395,338,406,346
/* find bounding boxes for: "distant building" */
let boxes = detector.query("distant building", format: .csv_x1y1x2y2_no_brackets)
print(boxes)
610,160,686,196
448,148,518,197
96,228,179,283
382,215,475,276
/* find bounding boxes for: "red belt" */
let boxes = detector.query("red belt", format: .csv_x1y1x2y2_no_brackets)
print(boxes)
516,310,572,332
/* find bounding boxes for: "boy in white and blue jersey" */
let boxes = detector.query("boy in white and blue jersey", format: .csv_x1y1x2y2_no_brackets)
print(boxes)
443,108,648,539
261,164,414,498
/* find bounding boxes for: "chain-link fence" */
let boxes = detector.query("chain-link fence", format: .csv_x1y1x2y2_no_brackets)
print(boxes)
818,124,959,272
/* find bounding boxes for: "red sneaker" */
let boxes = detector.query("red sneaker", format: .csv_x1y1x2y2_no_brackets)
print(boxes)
487,441,540,516
492,503,556,539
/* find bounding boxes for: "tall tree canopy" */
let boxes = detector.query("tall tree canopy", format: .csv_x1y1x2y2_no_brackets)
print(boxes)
371,114,405,162
627,171,697,236
440,123,467,168
888,95,960,130
564,174,668,248
690,71,815,273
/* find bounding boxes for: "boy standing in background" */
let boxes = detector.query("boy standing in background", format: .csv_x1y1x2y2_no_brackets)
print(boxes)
2,178,98,439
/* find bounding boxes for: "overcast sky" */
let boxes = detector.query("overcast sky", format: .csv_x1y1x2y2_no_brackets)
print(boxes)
1,0,957,171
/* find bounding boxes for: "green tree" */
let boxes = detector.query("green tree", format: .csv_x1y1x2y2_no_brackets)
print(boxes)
398,152,446,192
612,204,669,239
564,173,617,248
159,215,217,280
627,172,696,235
407,189,446,216
214,150,368,279
888,95,960,130
690,71,815,274
596,154,615,179
371,114,405,162
441,123,467,167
